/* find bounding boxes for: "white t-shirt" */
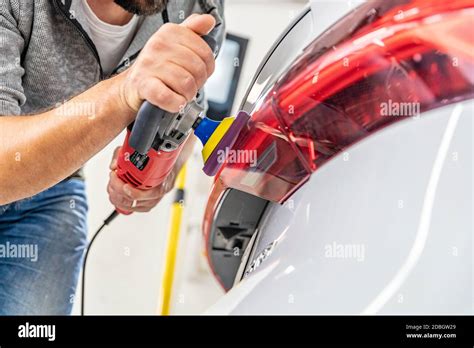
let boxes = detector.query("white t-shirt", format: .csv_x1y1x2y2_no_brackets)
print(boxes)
71,0,140,75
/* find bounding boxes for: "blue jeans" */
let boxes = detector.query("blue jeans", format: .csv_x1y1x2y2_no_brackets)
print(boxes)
0,179,88,315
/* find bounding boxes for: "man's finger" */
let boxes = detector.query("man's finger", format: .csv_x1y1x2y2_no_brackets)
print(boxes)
109,171,127,193
108,191,133,212
136,198,162,211
180,14,215,36
110,147,121,170
123,183,165,201
140,77,187,113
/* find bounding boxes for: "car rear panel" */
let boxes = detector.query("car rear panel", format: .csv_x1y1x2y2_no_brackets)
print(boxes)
203,0,474,292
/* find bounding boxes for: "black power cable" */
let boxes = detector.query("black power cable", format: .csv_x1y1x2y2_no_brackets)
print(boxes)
80,210,118,316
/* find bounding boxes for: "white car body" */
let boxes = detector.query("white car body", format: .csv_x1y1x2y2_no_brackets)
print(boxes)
204,1,473,314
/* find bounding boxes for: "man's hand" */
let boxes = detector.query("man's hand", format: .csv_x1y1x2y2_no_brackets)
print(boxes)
119,14,216,113
107,147,177,213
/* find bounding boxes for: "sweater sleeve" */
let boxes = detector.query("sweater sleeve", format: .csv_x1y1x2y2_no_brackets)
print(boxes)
0,0,26,116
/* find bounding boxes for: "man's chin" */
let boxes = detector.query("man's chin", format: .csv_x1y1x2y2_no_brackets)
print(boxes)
113,0,168,16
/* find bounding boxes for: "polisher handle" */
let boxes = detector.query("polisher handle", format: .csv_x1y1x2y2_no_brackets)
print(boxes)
129,35,218,155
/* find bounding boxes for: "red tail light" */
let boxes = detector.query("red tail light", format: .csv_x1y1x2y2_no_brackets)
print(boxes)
214,0,474,203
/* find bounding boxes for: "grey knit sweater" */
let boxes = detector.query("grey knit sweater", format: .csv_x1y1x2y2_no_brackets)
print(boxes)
0,0,225,177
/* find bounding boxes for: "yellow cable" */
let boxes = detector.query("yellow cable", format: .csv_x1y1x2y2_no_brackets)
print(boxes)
175,164,187,190
157,164,187,315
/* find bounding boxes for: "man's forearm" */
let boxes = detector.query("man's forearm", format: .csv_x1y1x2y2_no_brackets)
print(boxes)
0,73,134,205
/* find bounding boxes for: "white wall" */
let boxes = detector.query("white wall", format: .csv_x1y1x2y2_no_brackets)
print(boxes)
226,0,309,115
75,0,308,315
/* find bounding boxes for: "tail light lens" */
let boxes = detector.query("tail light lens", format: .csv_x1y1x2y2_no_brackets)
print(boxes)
215,0,474,203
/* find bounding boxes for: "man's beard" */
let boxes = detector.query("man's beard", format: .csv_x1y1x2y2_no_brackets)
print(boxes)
114,0,168,16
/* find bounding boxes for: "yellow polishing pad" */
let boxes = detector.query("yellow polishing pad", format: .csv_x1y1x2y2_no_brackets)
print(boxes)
201,117,235,162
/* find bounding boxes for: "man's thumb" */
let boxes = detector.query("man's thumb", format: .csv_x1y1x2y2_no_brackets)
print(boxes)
181,14,215,35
